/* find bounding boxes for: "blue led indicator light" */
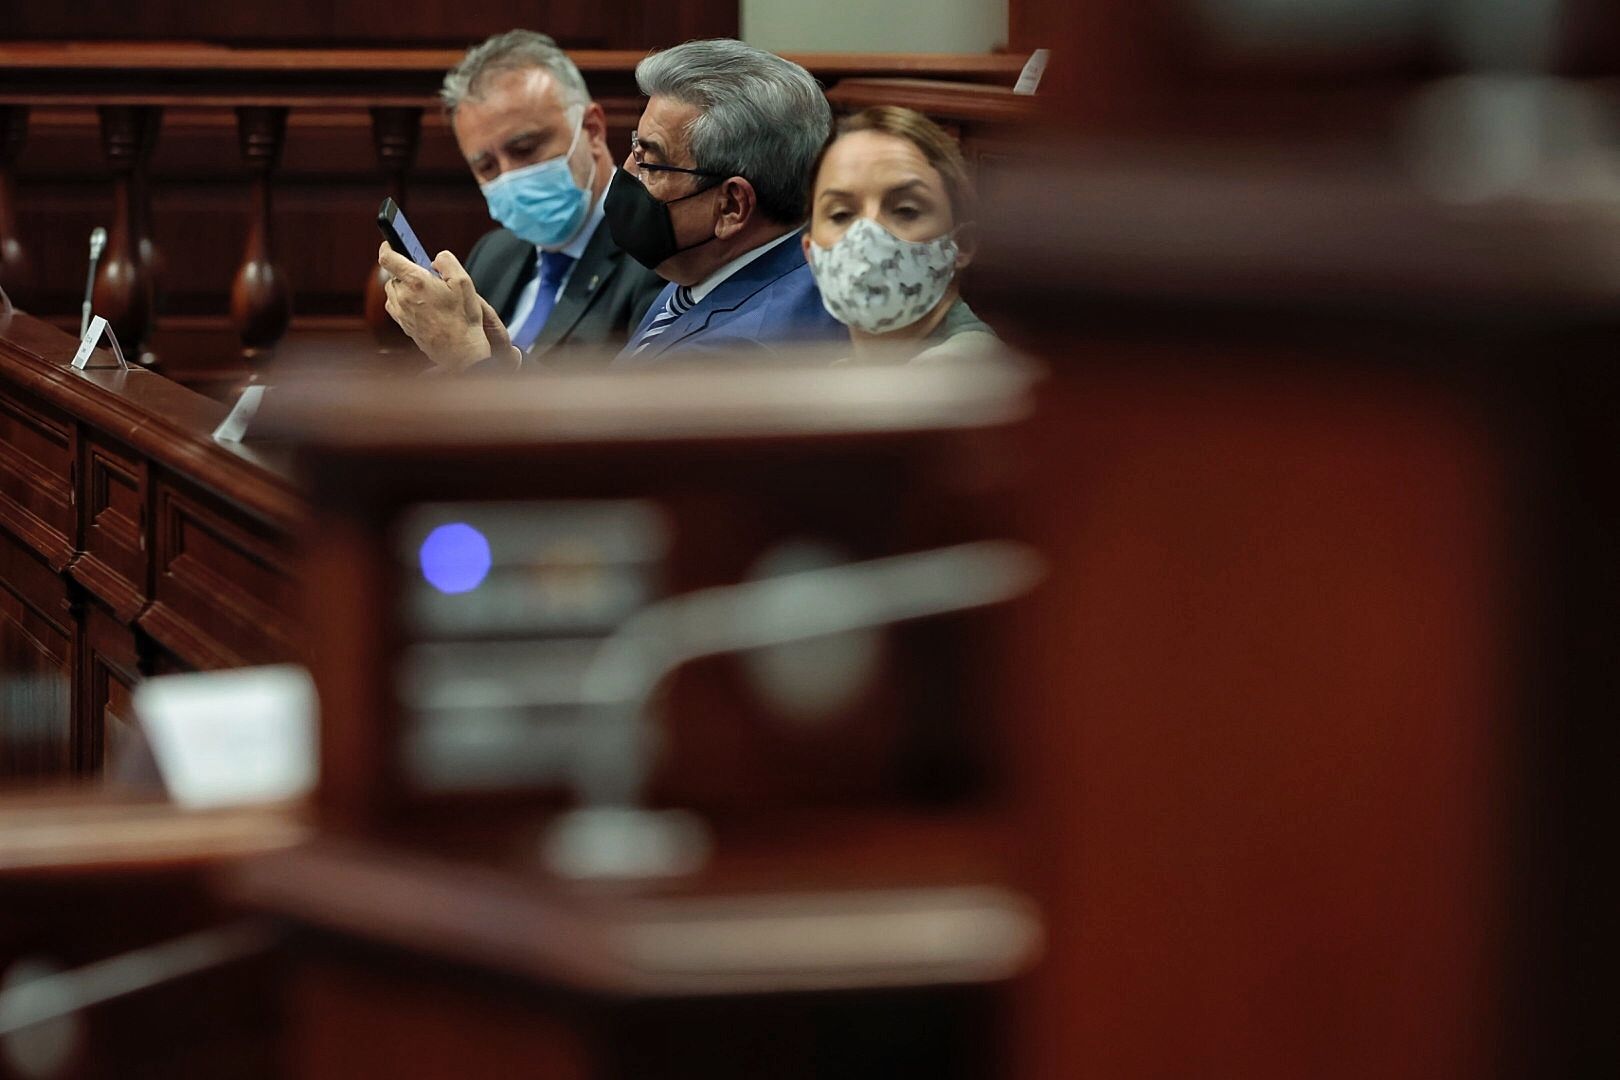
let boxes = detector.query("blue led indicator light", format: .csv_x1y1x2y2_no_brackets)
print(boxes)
419,523,492,594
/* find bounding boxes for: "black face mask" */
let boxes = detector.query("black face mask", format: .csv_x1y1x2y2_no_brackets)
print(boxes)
605,169,721,270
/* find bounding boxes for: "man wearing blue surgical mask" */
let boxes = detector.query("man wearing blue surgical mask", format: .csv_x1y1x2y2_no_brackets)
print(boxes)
380,30,664,371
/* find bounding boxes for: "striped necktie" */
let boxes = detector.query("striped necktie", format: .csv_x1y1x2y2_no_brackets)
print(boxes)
510,251,576,351
630,285,695,354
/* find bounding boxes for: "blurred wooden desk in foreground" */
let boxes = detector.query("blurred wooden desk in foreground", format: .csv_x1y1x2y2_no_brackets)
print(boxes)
230,820,1036,1079
4,352,1050,1078
220,356,1046,1077
0,792,304,1078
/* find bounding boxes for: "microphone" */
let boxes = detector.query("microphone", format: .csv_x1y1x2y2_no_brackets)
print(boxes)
81,227,107,337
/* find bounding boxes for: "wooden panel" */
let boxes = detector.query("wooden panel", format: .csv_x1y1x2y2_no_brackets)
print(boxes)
103,664,137,765
143,472,298,669
0,384,76,569
1000,366,1508,1080
325,1,623,49
1007,0,1174,131
72,431,150,622
1,2,738,48
79,598,143,775
0,526,74,782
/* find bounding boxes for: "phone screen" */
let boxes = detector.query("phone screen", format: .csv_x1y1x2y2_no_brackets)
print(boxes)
379,199,437,274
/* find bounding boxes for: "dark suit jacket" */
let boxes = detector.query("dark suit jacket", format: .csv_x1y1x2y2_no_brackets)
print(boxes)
465,214,665,366
614,230,845,367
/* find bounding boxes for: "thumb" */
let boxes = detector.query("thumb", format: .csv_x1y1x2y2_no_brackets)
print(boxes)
478,295,521,371
478,295,511,352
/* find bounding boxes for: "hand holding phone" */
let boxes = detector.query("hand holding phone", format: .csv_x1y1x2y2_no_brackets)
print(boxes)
377,197,439,277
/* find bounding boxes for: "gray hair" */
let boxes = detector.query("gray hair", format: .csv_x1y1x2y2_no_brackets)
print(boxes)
441,30,590,117
635,39,831,224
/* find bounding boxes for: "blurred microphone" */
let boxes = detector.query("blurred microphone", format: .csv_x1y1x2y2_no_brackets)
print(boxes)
81,226,107,337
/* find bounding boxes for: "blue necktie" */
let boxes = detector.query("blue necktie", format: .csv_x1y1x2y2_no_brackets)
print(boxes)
511,251,576,350
630,286,695,354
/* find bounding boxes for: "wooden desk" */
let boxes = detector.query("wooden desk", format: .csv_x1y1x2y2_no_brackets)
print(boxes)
0,791,303,1078
228,825,1035,1079
203,353,1046,1078
0,307,300,783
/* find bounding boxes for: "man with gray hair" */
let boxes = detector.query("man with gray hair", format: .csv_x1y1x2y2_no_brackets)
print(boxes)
602,38,845,364
379,30,664,371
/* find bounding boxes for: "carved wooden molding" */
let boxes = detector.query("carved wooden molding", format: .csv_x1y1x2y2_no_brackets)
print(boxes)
93,105,163,356
70,435,148,623
70,555,146,627
0,525,73,640
0,389,76,572
76,598,143,774
231,107,293,354
145,472,299,670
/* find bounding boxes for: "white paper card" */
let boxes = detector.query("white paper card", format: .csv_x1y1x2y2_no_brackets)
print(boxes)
1014,49,1051,96
213,384,267,442
70,316,108,370
132,664,318,810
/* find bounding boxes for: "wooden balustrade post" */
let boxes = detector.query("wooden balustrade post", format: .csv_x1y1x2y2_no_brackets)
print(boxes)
230,106,292,358
0,106,32,310
93,106,161,357
134,168,165,327
364,106,423,346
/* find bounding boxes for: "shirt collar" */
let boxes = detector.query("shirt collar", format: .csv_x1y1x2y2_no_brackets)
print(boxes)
688,228,800,304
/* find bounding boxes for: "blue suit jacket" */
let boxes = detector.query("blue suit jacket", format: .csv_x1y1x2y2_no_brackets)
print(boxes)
614,231,846,366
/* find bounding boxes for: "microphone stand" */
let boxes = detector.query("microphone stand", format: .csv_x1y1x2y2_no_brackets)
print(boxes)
81,227,107,337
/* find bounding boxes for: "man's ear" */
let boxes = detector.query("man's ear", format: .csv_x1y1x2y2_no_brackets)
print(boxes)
713,177,758,239
801,230,814,264
582,101,609,154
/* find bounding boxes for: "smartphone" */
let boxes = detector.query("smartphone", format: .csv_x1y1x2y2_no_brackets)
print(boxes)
377,197,439,276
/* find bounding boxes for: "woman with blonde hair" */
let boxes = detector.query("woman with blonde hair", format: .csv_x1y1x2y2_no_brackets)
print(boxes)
803,106,997,362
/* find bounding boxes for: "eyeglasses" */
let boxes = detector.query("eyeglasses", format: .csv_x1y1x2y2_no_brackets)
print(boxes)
629,132,729,184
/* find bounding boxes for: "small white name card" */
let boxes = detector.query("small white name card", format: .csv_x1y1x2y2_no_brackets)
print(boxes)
70,315,109,370
132,664,318,810
1014,49,1051,96
213,384,267,442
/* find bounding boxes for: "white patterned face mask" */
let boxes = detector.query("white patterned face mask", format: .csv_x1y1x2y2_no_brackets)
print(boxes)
807,217,959,334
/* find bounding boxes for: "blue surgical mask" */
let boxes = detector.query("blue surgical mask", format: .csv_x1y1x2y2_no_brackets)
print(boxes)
479,111,596,250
